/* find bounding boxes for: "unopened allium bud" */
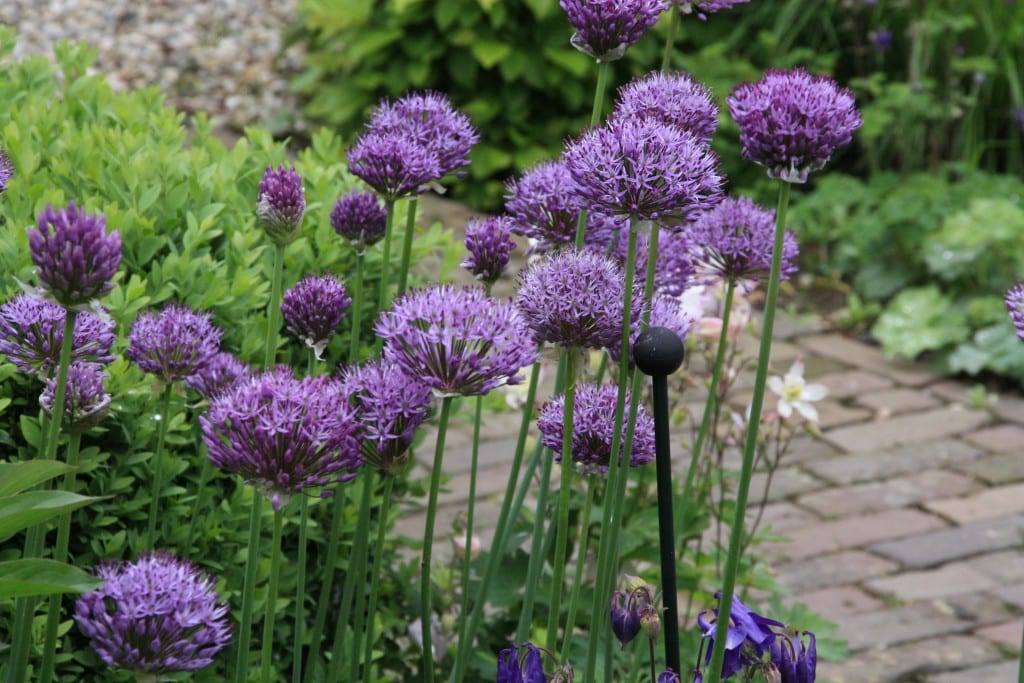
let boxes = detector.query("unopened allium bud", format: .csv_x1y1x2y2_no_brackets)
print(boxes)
462,216,516,284
281,273,351,359
0,149,13,194
331,190,388,253
39,362,110,432
256,165,306,244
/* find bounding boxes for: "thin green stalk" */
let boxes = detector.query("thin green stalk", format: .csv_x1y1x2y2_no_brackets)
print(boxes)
292,494,310,683
304,486,350,676
515,439,553,644
395,196,419,296
145,384,175,550
346,479,376,682
703,182,791,683
37,431,83,683
360,475,396,683
376,200,397,318
266,242,286,369
348,254,365,363
661,3,681,71
456,395,484,650
574,61,612,248
560,476,595,662
235,493,265,683
185,434,214,551
260,506,285,683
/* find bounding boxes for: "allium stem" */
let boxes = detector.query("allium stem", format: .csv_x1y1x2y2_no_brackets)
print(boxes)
185,423,214,552
395,196,419,296
346,477,375,682
265,242,287,368
661,3,681,72
561,475,595,662
234,492,264,683
703,181,792,683
144,384,175,550
515,437,554,645
361,475,395,683
260,506,285,683
376,200,397,321
292,494,309,683
304,485,350,677
573,61,612,249
457,395,484,646
348,254,366,363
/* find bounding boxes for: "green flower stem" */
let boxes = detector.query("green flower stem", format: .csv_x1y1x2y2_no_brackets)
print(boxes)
144,384,175,550
348,254,366,363
395,196,419,296
574,60,612,248
360,474,396,683
703,182,792,683
292,493,310,683
515,444,555,644
185,424,214,552
265,242,287,369
457,395,484,642
304,486,350,677
376,199,397,320
8,312,76,683
37,431,83,683
560,475,595,662
235,492,264,683
346,479,376,681
420,395,455,683
260,505,285,683
661,3,681,72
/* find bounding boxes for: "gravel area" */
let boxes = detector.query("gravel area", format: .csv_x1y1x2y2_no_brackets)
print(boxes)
1,0,306,131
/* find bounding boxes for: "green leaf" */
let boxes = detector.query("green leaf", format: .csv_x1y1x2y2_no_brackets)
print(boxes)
470,40,510,69
0,491,103,541
0,461,74,497
871,286,969,359
0,559,103,599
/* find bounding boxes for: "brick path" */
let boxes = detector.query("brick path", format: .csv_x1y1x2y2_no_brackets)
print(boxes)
400,195,1024,683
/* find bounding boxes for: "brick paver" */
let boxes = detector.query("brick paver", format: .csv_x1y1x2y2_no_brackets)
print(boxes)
963,423,1024,451
823,405,991,452
797,470,981,517
925,482,1024,524
870,515,1024,568
775,509,947,560
803,439,982,485
864,562,998,601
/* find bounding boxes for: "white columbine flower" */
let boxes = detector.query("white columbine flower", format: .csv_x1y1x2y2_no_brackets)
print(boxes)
767,358,827,423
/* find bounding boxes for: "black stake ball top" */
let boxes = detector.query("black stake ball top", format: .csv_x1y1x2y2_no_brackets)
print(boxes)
634,326,686,377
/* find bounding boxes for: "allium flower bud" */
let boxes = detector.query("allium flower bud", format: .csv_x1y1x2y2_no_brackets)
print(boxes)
560,0,669,61
689,196,799,283
28,201,121,307
727,68,862,183
496,642,546,683
697,593,786,680
126,304,223,383
0,149,13,194
74,552,231,675
1006,281,1024,340
281,273,351,359
331,190,388,253
39,362,110,431
256,165,306,244
612,71,719,144
186,351,252,401
676,0,750,20
462,216,516,284
769,629,816,683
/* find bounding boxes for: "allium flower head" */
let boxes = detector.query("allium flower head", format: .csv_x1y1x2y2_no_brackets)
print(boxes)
370,91,479,178
560,0,670,61
727,68,862,183
74,552,231,675
281,273,351,359
690,196,799,283
202,367,362,509
698,593,786,680
608,294,694,365
0,294,115,378
1007,281,1024,340
496,642,546,683
462,216,517,284
564,117,723,222
770,630,816,683
602,229,698,298
28,201,121,307
348,129,442,200
677,0,750,20
126,304,223,383
376,285,537,397
256,165,306,244
538,382,655,474
331,190,388,253
186,351,252,402
516,249,640,349
341,359,433,474
0,149,13,194
612,71,719,144
40,362,110,432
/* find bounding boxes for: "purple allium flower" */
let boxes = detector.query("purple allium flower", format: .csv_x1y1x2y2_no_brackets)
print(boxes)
341,359,433,475
256,165,306,245
698,593,786,680
348,129,442,200
612,71,719,144
376,285,537,397
658,670,682,683
496,642,546,683
281,273,351,359
462,216,517,284
74,552,231,675
727,68,862,183
39,362,110,432
0,294,116,378
126,304,223,383
538,382,655,474
201,367,363,509
0,149,13,194
564,118,723,222
370,91,479,179
689,196,799,283
516,249,640,349
770,630,816,683
608,294,694,364
1007,281,1024,340
676,0,750,20
28,201,121,307
331,190,388,253
602,229,698,298
186,351,252,401
560,0,669,61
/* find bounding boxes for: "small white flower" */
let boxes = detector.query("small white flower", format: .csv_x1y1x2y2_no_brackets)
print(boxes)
767,358,827,423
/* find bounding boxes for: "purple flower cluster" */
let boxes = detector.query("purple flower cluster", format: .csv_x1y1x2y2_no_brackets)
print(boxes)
202,367,362,509
560,0,669,61
1007,281,1024,340
608,294,693,365
612,71,719,144
689,196,799,283
186,351,251,401
256,165,306,245
698,594,786,680
281,273,351,358
28,201,121,307
331,190,388,253
0,149,13,193
0,294,116,378
676,0,750,20
462,216,516,284
74,552,231,675
601,229,697,298
376,285,537,397
39,362,110,431
538,382,655,474
126,304,223,383
727,68,862,183
496,642,545,683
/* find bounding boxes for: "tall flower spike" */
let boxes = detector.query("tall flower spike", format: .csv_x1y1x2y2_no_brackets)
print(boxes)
1006,281,1024,341
126,304,223,384
564,117,723,222
697,593,786,680
560,0,670,61
39,362,110,432
74,552,231,675
0,148,13,194
370,91,479,179
331,190,388,253
186,351,252,402
28,201,121,308
612,71,719,144
256,165,306,245
281,273,351,359
201,367,363,510
462,216,517,284
376,285,537,397
496,642,546,683
727,68,862,183
676,0,750,21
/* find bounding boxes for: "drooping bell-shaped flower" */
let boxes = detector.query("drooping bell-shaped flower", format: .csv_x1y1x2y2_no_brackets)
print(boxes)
769,630,816,683
496,642,546,683
697,593,786,680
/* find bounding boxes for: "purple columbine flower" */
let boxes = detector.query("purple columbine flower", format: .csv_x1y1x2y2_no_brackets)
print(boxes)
39,362,111,432
376,285,538,397
257,165,306,245
770,630,816,683
202,367,363,509
698,593,786,680
496,642,546,683
676,0,750,20
689,196,799,283
0,294,116,378
538,382,656,474
462,216,517,284
607,294,694,365
348,128,443,201
611,587,652,648
74,552,231,675
871,28,893,50
281,273,352,359
0,148,13,194
612,71,719,144
341,359,433,474
560,0,669,61
186,351,252,402
564,117,723,222
28,201,122,308
516,249,640,349
1007,281,1024,340
126,304,223,383
727,68,862,183
331,190,388,253
658,670,682,683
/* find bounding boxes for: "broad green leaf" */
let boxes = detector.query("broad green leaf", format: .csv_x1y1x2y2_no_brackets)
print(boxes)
0,491,103,541
871,286,968,359
0,461,73,497
470,40,510,69
0,559,103,599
